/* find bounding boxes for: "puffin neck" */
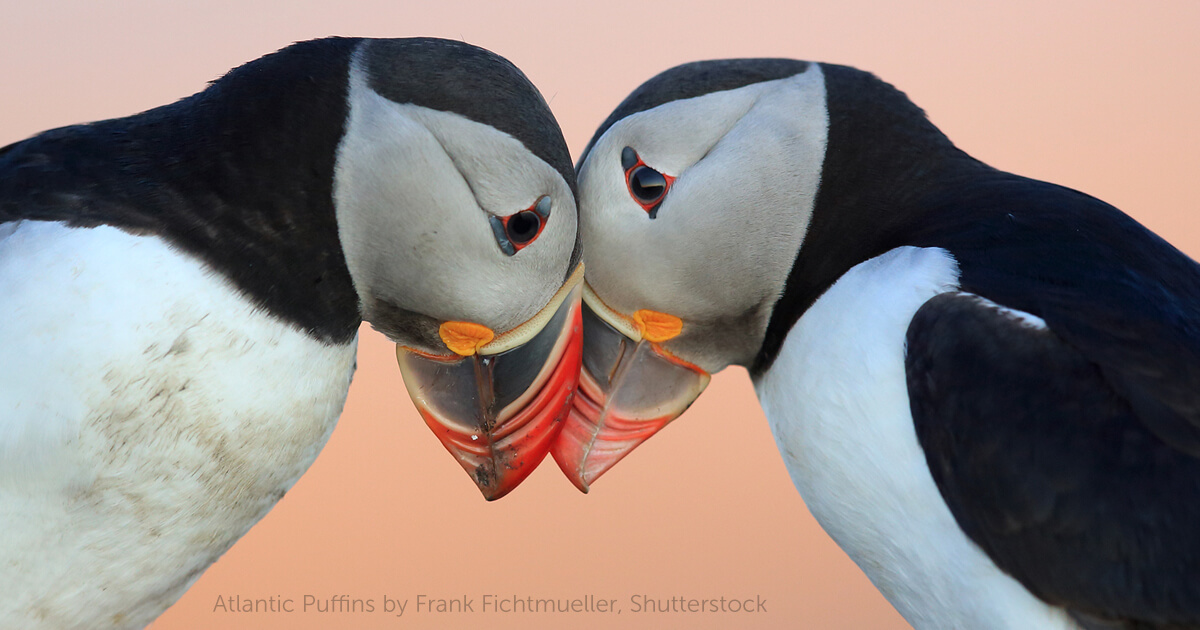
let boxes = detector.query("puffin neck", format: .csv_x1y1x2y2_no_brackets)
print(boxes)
0,38,364,344
749,63,989,377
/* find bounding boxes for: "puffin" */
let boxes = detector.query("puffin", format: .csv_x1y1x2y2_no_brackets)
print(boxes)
0,37,582,629
554,58,1200,629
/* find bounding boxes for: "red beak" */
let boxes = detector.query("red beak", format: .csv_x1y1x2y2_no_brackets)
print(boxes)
551,296,709,492
398,282,583,500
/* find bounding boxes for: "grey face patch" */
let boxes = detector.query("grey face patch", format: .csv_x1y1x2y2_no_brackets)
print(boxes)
362,38,576,197
577,58,811,169
577,65,829,373
334,58,578,344
360,38,581,285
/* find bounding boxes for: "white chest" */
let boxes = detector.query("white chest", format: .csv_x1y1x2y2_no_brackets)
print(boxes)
753,246,1079,630
0,222,357,629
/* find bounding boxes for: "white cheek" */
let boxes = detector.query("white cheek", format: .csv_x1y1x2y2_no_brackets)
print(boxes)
335,87,492,321
617,88,761,176
334,57,575,335
581,66,829,327
578,152,641,245
578,81,767,260
664,71,828,317
408,105,579,324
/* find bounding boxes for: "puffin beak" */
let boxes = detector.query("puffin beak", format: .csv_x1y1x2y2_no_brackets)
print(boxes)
551,285,710,492
396,266,584,500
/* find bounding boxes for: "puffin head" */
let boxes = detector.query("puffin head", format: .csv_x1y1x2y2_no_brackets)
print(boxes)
332,39,582,500
554,59,830,491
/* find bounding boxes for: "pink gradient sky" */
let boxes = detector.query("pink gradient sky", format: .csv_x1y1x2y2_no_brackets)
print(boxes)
2,2,1198,628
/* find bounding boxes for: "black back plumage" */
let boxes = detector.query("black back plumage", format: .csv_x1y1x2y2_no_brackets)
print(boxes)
750,63,988,375
0,37,362,342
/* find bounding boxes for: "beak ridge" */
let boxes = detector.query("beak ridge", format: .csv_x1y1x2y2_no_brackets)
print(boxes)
551,295,709,492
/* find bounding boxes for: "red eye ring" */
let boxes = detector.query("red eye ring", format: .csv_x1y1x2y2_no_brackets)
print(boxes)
621,146,675,219
489,195,551,256
502,211,543,250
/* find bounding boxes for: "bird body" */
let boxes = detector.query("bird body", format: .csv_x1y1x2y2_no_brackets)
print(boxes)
1,36,582,628
756,245,1077,629
0,223,355,629
567,58,1200,629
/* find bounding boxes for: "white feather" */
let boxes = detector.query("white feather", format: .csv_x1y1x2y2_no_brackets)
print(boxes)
0,221,356,629
754,246,1079,630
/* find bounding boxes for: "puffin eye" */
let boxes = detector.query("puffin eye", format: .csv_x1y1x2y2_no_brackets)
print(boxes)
629,166,667,204
507,211,541,245
621,146,674,219
488,195,551,256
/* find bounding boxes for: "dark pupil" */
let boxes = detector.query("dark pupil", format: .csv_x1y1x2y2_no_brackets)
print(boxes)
507,211,541,244
629,166,667,203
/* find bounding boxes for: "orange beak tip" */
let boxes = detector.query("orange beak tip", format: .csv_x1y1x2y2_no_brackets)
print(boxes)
439,321,495,356
632,309,684,343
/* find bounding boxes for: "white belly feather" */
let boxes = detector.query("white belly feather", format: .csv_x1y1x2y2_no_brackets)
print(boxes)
0,221,356,629
753,246,1079,630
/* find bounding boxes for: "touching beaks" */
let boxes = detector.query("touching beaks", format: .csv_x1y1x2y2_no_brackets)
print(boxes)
396,265,584,500
550,285,710,492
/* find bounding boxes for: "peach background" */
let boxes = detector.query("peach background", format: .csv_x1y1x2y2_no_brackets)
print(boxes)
3,2,1199,628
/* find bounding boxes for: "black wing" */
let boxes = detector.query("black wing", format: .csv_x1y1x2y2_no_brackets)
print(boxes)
904,175,1200,628
908,290,1200,628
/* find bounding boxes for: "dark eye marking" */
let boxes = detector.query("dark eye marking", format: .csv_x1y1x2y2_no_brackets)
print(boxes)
621,146,674,219
621,146,639,171
490,195,551,256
